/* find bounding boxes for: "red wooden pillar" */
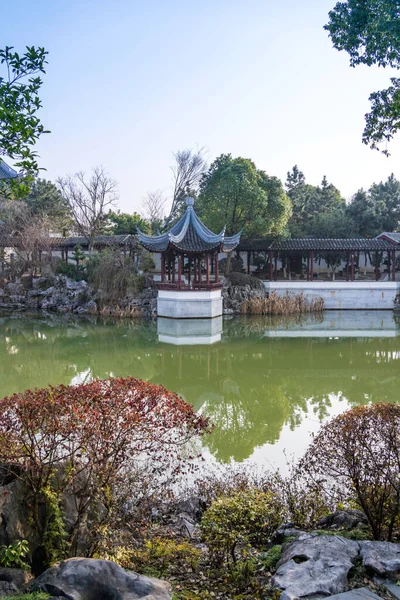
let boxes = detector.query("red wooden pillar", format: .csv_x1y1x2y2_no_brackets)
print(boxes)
346,253,349,282
206,253,210,284
215,254,219,283
269,250,273,281
310,250,314,280
198,256,202,284
274,253,278,281
172,256,176,284
307,251,310,281
351,253,355,281
188,257,191,285
392,249,396,282
178,255,182,289
161,253,165,283
375,252,379,281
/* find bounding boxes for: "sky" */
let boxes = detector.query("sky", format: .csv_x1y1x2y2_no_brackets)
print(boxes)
4,0,400,213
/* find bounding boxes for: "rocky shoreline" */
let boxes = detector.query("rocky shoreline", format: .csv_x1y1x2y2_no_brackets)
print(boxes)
0,274,264,318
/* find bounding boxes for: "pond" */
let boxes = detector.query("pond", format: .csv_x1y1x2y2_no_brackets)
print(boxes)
1,311,400,471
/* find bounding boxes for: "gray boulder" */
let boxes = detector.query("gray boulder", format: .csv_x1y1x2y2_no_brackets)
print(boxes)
31,558,171,600
273,534,359,600
360,540,400,580
318,510,369,531
0,580,19,597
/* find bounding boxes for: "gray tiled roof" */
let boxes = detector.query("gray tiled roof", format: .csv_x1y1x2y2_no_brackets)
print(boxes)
138,197,241,254
0,159,18,180
238,238,396,252
376,232,400,244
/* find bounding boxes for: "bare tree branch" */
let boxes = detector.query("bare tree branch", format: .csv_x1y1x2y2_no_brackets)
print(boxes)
57,166,118,251
141,190,167,232
167,148,207,224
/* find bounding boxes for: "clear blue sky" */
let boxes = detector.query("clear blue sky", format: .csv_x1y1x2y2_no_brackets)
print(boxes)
4,0,400,213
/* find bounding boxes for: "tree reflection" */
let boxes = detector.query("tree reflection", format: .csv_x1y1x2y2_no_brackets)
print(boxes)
1,315,400,463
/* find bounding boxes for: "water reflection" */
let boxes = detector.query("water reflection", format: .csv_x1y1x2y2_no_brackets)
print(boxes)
157,316,223,345
1,312,400,465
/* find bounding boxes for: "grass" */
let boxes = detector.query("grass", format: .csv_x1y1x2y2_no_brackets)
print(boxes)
4,594,49,600
241,291,324,315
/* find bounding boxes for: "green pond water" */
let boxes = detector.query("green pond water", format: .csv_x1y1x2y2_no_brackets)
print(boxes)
1,311,400,470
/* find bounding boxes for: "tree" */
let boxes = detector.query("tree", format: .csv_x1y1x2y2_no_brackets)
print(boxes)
167,148,207,223
300,403,400,541
325,1,400,154
286,171,347,237
141,190,167,234
106,210,149,234
198,154,291,237
285,165,305,191
0,377,211,563
25,178,71,231
57,167,118,251
347,174,400,236
0,46,49,197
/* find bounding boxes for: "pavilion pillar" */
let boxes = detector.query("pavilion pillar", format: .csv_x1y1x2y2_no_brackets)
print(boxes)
198,256,202,284
346,253,349,281
310,250,314,280
269,250,273,281
65,249,68,264
392,249,396,281
188,257,191,285
274,252,278,281
172,256,176,284
307,251,310,281
247,251,251,275
351,253,355,281
206,254,210,285
178,255,182,289
215,254,219,283
375,252,379,281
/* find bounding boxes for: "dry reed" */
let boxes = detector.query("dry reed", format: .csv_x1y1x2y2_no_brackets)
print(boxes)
240,291,324,315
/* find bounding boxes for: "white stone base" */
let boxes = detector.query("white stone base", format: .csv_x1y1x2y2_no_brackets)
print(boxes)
157,289,223,319
263,281,400,310
157,316,223,345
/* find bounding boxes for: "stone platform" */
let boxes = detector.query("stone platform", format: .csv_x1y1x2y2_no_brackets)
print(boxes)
157,289,223,319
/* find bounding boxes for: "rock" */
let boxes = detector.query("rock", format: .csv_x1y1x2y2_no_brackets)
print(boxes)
0,478,36,547
20,273,33,290
5,282,24,295
273,534,359,600
271,523,306,545
359,540,400,580
31,557,171,599
0,580,19,597
0,566,32,590
318,510,369,531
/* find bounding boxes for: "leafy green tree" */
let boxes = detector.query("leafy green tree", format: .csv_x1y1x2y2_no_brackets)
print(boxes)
0,46,49,197
325,1,400,154
348,174,400,236
286,169,348,237
106,211,149,234
25,178,70,231
198,154,291,237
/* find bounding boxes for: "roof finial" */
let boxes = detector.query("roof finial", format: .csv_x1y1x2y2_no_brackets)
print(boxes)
186,196,194,207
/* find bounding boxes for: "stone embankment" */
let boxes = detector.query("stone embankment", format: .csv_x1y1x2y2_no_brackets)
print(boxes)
0,275,157,318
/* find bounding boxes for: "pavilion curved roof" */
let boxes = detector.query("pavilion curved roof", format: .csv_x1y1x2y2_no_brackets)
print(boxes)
137,197,241,253
0,159,18,180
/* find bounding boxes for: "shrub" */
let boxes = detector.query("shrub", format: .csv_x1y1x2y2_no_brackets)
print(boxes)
299,403,400,541
86,251,144,301
259,545,282,570
225,271,264,290
132,537,201,576
0,378,211,563
0,539,29,569
54,261,85,281
200,488,283,565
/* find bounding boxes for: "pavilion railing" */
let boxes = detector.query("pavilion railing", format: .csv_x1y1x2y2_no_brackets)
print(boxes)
157,281,223,291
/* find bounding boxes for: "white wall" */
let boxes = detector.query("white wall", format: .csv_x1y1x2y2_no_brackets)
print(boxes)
263,281,400,310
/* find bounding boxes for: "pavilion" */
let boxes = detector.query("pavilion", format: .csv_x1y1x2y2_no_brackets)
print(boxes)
137,197,241,318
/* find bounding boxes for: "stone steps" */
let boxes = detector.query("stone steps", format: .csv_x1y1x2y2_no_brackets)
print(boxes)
328,584,400,599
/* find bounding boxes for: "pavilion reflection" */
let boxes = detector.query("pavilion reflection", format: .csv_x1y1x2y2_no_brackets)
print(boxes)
157,316,223,345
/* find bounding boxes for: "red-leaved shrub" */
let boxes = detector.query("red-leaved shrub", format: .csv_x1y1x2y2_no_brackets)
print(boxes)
0,377,211,561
